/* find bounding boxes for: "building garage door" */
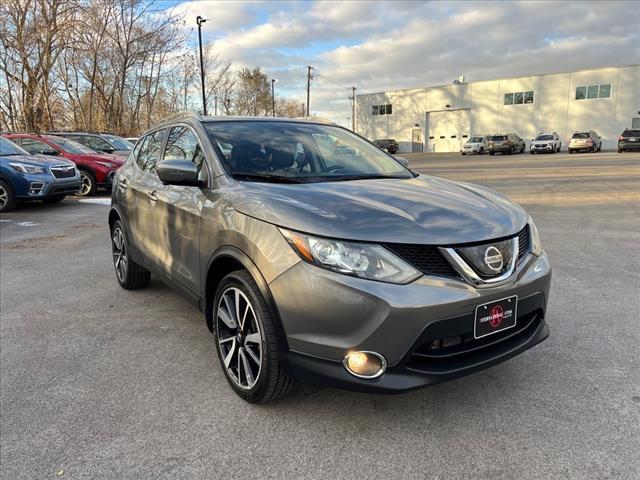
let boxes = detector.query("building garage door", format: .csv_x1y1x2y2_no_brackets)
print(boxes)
427,110,470,152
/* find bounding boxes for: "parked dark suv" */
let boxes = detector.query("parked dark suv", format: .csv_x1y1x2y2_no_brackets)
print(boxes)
48,132,133,159
618,129,640,152
373,138,399,154
488,133,525,155
109,114,551,403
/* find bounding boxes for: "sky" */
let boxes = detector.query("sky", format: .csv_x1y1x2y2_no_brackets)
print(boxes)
166,0,640,126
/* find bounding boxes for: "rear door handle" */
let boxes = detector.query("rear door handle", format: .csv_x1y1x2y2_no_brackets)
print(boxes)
148,190,158,202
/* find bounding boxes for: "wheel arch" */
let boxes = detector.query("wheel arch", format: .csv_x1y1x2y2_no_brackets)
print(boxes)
204,246,290,352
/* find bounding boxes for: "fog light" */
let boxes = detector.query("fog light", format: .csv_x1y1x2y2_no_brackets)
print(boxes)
343,351,386,379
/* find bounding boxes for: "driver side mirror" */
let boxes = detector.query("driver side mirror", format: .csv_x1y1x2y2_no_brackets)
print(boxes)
156,159,203,187
394,156,410,168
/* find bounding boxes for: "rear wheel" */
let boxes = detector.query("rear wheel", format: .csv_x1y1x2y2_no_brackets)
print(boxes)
479,147,484,154
520,145,525,153
214,270,296,403
77,170,96,196
43,195,66,203
489,151,495,156
0,180,16,212
111,220,150,289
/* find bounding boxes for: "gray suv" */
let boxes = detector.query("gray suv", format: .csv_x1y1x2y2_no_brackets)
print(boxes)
109,114,551,403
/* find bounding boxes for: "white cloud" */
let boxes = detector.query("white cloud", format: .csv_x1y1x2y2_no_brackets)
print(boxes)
171,0,640,124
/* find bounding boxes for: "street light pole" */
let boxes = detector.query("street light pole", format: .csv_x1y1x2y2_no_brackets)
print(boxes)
196,16,207,116
271,78,277,117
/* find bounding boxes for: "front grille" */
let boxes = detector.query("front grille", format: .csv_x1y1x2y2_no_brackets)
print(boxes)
383,243,459,279
50,166,76,178
406,309,544,374
517,225,530,261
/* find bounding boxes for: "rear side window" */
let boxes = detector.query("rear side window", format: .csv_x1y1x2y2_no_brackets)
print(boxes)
20,138,54,154
136,129,165,172
84,136,113,151
164,126,208,181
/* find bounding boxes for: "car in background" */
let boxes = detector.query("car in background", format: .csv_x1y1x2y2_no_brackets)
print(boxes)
3,133,123,196
47,132,133,159
461,136,489,155
530,132,561,154
373,138,399,154
617,129,640,152
568,131,602,153
0,137,80,212
488,133,525,155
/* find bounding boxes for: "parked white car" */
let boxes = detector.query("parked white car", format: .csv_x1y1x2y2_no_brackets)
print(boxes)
530,132,561,154
461,135,489,155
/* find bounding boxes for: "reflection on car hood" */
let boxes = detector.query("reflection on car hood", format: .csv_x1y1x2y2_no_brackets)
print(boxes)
231,175,528,244
0,154,75,167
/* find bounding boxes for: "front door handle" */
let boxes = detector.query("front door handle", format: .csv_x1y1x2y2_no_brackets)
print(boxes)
118,178,128,190
147,190,158,202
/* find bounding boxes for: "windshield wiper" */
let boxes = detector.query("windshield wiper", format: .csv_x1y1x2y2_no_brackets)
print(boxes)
314,174,410,182
232,172,308,184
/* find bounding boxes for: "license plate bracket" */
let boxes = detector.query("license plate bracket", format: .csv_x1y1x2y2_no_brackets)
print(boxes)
474,295,518,339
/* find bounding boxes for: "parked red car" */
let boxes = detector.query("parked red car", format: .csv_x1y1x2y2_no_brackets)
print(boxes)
2,133,123,195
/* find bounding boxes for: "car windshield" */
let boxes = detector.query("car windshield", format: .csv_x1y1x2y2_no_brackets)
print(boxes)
102,134,133,150
0,137,29,156
490,135,507,141
468,137,484,143
572,133,590,139
622,129,640,137
46,136,96,154
536,135,554,140
205,121,413,183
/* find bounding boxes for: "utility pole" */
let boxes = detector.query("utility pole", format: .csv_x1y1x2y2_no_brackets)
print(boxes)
306,66,313,117
196,16,208,116
214,95,218,116
349,86,357,131
271,78,277,117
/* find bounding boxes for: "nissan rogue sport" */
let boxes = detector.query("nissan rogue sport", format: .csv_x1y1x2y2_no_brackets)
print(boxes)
109,114,552,403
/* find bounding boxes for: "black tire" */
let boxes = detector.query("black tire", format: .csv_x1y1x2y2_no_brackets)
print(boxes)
0,179,17,212
461,152,466,155
213,270,296,403
111,220,150,290
77,169,97,196
43,195,66,203
569,149,574,154
479,147,484,154
530,150,534,155
618,148,623,153
489,151,495,156
520,145,525,153
508,146,514,155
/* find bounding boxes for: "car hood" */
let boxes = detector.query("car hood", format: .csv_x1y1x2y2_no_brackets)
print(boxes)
87,153,124,165
231,175,528,245
0,154,75,167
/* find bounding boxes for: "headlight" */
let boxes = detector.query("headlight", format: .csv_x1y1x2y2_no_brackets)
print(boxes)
280,229,421,284
9,162,46,174
528,216,542,256
95,161,115,168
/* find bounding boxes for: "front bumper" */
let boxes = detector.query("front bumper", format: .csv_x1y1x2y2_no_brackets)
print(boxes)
489,145,511,153
270,252,552,392
13,173,81,200
531,144,554,153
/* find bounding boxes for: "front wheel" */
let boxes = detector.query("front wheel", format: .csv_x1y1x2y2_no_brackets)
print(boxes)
111,220,150,289
479,147,484,154
0,179,16,212
214,270,296,403
77,170,96,196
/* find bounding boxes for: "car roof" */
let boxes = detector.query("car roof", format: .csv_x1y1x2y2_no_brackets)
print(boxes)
153,112,338,129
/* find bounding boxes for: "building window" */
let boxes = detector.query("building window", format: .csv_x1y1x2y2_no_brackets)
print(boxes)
504,91,533,105
575,84,612,100
372,104,392,116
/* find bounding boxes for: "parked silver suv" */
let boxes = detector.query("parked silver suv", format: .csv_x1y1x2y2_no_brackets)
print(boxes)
109,114,551,403
568,131,602,153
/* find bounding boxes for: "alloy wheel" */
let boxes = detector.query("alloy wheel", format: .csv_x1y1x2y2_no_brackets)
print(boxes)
112,227,128,282
216,287,263,390
80,172,92,196
0,185,7,208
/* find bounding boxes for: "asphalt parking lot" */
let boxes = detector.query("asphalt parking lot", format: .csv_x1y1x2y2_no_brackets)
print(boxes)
1,150,639,479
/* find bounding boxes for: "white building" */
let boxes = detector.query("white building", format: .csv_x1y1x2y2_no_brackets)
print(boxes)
356,65,640,152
